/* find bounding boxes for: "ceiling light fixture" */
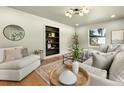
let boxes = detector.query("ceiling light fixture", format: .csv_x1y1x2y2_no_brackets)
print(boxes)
111,14,116,18
65,7,90,18
75,24,79,26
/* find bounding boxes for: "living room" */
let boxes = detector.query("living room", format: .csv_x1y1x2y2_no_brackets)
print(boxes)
0,1,124,92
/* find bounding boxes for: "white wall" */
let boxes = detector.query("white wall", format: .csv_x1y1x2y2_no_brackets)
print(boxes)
0,7,75,57
76,19,124,48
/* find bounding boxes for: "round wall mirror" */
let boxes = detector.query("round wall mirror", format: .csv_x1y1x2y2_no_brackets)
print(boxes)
3,25,25,41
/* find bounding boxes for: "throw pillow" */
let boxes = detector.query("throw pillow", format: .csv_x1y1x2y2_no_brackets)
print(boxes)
99,44,109,53
4,48,22,62
84,49,98,59
14,48,23,59
109,51,124,82
83,57,93,66
0,49,4,63
107,44,120,52
4,48,16,61
92,52,115,70
21,48,29,57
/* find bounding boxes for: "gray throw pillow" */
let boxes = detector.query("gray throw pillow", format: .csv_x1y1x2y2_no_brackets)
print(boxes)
92,52,115,70
21,48,29,57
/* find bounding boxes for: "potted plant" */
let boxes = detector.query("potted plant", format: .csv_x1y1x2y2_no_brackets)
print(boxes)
69,32,83,74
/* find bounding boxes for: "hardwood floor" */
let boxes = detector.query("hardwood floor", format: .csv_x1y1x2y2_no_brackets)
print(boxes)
0,55,63,86
0,72,48,86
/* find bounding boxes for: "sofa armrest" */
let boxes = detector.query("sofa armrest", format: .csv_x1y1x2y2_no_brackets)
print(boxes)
80,63,107,78
89,73,124,86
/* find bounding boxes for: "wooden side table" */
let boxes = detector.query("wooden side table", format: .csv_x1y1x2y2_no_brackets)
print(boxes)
50,65,90,86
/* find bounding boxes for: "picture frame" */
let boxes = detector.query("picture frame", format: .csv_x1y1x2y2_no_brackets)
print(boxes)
89,27,106,46
3,25,25,41
111,30,124,44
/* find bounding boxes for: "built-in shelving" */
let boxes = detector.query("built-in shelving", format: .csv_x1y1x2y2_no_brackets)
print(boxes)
45,26,60,56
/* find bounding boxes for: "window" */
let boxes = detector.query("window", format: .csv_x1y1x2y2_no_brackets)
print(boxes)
89,28,106,46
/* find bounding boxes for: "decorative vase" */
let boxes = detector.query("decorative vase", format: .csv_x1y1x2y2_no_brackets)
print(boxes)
72,61,79,75
59,69,77,85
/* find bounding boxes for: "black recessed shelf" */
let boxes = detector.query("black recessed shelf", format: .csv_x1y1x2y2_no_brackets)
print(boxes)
47,42,59,44
46,30,59,33
45,26,60,56
90,36,105,37
47,37,59,39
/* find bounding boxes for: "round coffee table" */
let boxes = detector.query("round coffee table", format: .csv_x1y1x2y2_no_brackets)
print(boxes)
50,65,90,86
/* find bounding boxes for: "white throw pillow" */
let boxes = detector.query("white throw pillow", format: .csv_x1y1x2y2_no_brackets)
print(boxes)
80,63,107,78
109,51,124,82
83,57,93,66
92,52,115,70
0,49,4,63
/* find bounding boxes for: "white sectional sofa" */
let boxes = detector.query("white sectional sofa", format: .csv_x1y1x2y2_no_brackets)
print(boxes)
0,47,40,81
80,44,124,86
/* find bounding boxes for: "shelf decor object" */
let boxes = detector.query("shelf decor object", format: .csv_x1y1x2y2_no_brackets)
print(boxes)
45,26,60,56
111,30,124,44
3,25,25,41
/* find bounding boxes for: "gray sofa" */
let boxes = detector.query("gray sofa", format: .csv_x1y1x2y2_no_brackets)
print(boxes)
80,44,124,86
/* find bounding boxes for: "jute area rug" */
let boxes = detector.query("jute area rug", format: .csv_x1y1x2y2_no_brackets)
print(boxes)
35,60,63,85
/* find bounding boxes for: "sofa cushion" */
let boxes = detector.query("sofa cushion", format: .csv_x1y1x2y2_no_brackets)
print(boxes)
92,52,115,70
109,51,124,82
0,49,4,63
4,48,22,62
80,63,107,78
0,55,40,69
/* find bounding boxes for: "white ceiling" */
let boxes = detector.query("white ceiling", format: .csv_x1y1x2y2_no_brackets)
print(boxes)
10,6,124,27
